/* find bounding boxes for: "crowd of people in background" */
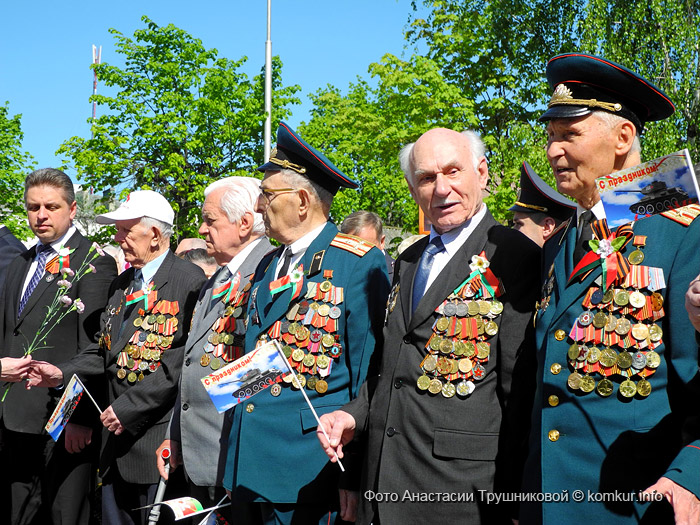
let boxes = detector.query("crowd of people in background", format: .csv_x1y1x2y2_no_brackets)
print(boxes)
0,52,698,525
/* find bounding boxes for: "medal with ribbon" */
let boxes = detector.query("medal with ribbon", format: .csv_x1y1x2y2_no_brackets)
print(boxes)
45,247,75,274
125,287,157,311
212,271,241,304
569,220,634,292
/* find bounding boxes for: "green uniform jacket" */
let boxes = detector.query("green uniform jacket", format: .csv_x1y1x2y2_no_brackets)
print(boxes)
522,212,700,524
224,222,389,505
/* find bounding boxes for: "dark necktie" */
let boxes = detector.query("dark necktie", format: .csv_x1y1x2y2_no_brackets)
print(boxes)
277,248,293,279
208,266,231,314
18,244,55,317
574,210,594,265
412,236,445,314
120,270,144,336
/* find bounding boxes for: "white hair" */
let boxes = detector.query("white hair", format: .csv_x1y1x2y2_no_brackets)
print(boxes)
278,169,333,215
399,129,486,185
204,176,265,235
140,216,173,239
592,110,641,154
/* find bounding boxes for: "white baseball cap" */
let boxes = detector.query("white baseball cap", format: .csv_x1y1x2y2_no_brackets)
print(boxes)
96,190,174,226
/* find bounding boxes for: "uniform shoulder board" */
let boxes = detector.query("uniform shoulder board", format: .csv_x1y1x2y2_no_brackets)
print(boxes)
660,203,700,227
330,233,374,257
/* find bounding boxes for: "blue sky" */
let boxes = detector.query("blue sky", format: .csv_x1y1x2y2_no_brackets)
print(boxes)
1,1,421,181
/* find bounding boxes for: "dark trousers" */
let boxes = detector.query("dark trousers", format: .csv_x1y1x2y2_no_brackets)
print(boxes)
0,426,97,525
228,502,338,525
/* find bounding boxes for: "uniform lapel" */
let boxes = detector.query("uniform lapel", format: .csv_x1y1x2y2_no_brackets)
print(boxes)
398,238,426,330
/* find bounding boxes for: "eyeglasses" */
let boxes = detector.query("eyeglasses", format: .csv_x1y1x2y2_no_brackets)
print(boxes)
258,187,299,206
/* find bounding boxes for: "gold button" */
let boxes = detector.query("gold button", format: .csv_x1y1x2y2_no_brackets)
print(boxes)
245,403,254,413
548,395,559,407
550,363,562,375
548,429,560,442
554,330,566,341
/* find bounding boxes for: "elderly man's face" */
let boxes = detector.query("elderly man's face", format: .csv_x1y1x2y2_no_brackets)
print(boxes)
199,188,247,266
25,185,77,244
546,114,618,202
114,218,156,268
408,129,488,235
256,171,301,244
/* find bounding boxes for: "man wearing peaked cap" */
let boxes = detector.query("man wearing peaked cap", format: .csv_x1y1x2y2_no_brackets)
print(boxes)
223,123,389,524
521,54,700,524
510,161,576,247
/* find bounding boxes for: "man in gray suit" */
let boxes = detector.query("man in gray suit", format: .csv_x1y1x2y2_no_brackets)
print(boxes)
156,176,272,509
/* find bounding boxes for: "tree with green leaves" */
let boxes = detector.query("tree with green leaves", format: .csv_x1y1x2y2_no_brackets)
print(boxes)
59,16,301,242
0,102,34,239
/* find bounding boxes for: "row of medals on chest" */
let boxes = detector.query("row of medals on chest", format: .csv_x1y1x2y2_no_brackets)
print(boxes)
418,297,504,399
200,288,250,371
561,284,664,399
118,313,178,383
267,288,343,397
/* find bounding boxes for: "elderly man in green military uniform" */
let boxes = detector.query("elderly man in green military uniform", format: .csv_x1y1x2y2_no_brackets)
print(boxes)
223,123,390,524
521,53,700,524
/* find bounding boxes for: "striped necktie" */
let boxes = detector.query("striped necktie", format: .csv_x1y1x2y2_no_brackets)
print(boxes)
18,244,55,317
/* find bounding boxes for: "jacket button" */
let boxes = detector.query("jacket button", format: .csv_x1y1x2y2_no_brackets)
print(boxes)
550,363,562,375
246,404,255,413
394,379,403,389
184,358,191,367
548,395,559,407
402,335,411,344
386,427,396,437
548,429,560,441
182,403,189,411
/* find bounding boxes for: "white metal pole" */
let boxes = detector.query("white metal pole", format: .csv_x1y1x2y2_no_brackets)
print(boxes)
264,0,272,162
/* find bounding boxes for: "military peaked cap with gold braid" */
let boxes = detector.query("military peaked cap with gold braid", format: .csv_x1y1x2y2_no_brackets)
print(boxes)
540,53,675,132
509,161,576,222
258,122,358,195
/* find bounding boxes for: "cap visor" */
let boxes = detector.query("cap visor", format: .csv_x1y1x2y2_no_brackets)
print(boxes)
539,105,591,122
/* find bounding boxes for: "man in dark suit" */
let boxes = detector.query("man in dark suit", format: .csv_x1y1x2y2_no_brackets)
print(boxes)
319,128,540,524
29,190,206,525
156,177,272,510
222,123,389,524
0,168,116,525
340,210,395,282
0,224,25,293
520,54,700,524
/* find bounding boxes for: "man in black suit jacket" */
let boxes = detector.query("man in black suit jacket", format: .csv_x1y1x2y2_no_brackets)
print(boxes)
0,224,25,294
0,168,116,525
29,190,205,525
319,128,540,524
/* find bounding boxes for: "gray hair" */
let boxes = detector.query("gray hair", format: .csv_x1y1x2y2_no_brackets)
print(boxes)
278,169,333,216
140,216,173,240
341,210,383,239
24,168,76,205
204,176,265,235
399,129,486,185
592,110,641,154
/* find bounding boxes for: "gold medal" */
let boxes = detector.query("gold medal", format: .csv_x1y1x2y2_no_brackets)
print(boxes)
302,353,316,367
200,353,211,367
417,374,431,390
429,336,442,351
599,347,617,367
615,317,631,336
428,378,443,395
614,290,629,307
596,378,614,397
306,376,318,391
117,369,127,380
156,314,166,325
631,323,650,341
293,374,306,389
568,343,582,361
319,280,332,292
435,317,449,332
637,378,652,397
648,324,663,342
645,351,661,369
458,358,473,374
651,292,664,311
619,379,637,398
467,301,480,317
436,357,452,375
321,334,335,348
592,311,608,329
628,249,645,265
463,342,476,358
629,291,646,309
316,354,330,369
478,301,491,316
617,351,632,369
317,304,331,317
270,383,282,396
586,346,601,364
423,354,438,372
315,379,328,394
210,357,221,370
291,349,305,362
484,321,498,336
439,339,453,355
580,375,595,393
452,341,466,356
490,300,504,315
476,342,490,359
602,289,614,304
127,372,138,383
